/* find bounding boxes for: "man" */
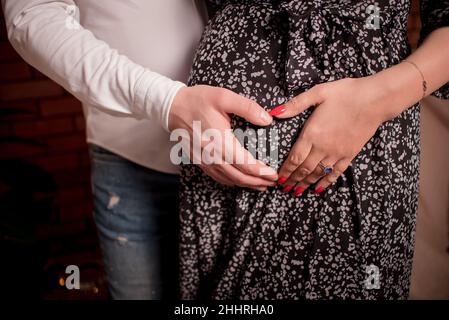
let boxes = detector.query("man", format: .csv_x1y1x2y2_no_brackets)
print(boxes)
1,0,277,299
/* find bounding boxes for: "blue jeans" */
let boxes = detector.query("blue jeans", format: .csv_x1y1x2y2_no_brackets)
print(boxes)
89,144,179,300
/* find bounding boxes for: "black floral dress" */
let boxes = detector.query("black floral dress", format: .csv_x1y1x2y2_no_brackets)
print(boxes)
179,0,449,299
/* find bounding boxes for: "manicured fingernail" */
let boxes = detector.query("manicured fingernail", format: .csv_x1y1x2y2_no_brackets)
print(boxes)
282,185,293,193
315,186,325,194
294,186,305,196
269,105,287,116
278,176,287,184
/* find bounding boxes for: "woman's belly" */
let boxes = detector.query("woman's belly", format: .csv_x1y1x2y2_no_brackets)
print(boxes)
189,3,307,169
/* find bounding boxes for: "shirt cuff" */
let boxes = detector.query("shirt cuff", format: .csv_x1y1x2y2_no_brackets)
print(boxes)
134,69,186,131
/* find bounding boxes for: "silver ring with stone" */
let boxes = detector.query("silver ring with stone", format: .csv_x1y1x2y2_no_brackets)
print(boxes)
319,162,333,175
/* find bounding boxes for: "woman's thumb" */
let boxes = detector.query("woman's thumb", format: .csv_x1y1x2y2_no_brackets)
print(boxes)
269,86,323,118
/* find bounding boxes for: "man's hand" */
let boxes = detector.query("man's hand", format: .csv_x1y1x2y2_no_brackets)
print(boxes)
169,85,278,191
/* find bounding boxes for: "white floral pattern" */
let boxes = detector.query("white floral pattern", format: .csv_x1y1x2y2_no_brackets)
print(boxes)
179,0,449,299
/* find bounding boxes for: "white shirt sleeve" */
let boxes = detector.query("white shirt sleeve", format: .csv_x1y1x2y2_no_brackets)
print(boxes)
1,0,185,131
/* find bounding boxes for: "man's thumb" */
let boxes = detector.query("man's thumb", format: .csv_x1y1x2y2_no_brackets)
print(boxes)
223,93,273,126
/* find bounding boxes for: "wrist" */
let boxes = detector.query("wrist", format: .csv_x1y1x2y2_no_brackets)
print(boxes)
370,72,401,122
371,62,424,122
168,86,190,132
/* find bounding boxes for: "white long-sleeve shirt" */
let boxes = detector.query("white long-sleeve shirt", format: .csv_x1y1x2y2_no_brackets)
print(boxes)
2,0,206,174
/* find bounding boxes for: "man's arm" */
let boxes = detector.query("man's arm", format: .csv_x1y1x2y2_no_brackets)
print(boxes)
2,0,279,189
1,0,182,130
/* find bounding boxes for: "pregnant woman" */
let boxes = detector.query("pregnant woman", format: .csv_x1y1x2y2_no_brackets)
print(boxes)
178,0,449,299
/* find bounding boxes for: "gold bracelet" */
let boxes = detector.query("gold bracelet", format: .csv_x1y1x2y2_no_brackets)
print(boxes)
403,60,427,99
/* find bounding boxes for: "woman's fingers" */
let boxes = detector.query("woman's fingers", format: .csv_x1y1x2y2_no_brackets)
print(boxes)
278,136,312,184
282,154,339,195
314,158,352,192
279,155,350,196
292,181,308,197
269,85,325,119
302,157,337,185
282,149,323,188
293,157,339,194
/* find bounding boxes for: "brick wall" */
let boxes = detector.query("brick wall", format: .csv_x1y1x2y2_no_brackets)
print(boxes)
0,33,92,222
0,8,103,299
0,0,422,299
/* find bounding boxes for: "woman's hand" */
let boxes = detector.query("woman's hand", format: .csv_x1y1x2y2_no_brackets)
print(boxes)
272,76,395,196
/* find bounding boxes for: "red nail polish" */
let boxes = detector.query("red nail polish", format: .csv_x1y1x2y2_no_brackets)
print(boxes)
278,176,287,184
269,105,287,116
315,186,325,194
282,185,293,193
294,186,305,196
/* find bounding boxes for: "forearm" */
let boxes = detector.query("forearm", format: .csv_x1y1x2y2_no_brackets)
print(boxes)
1,0,184,130
373,27,449,121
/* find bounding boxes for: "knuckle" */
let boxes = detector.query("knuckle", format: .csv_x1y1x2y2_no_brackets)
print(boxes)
245,99,257,115
290,97,300,109
332,145,345,157
333,169,343,176
284,164,297,174
234,176,246,186
289,154,303,167
304,175,318,184
301,175,316,185
300,167,312,175
313,166,323,175
292,167,310,180
334,150,346,159
295,95,309,110
215,88,230,105
312,84,327,100
304,124,320,139
289,172,301,182
334,164,348,175
314,85,325,98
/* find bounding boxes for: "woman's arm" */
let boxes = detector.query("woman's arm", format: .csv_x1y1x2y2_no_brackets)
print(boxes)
375,27,449,122
272,25,449,195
